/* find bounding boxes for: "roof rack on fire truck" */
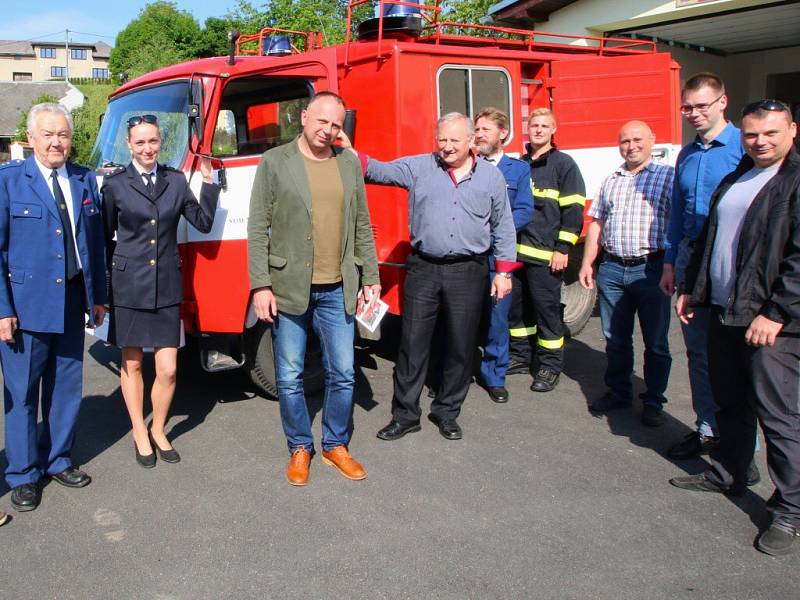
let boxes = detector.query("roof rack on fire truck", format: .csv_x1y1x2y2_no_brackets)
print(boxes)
345,0,656,66
235,26,325,56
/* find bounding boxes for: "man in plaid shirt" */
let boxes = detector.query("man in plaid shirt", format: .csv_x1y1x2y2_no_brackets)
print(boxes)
579,121,674,427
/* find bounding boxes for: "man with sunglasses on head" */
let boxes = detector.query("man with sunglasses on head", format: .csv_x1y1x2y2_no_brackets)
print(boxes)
670,100,800,556
659,73,744,461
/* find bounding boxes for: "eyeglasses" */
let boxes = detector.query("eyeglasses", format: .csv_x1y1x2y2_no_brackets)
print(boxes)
127,114,159,129
679,94,724,115
741,99,790,117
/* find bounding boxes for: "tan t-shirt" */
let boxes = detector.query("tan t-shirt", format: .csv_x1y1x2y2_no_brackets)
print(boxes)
303,155,344,284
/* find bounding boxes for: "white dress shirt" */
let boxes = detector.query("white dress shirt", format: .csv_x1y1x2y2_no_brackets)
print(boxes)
34,157,82,270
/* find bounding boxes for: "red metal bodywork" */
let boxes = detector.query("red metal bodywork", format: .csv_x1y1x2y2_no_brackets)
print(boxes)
107,5,681,335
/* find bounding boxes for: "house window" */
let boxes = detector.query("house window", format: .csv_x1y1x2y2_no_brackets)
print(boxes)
437,65,513,143
51,66,66,78
40,47,56,59
13,72,32,81
92,68,109,78
70,48,87,60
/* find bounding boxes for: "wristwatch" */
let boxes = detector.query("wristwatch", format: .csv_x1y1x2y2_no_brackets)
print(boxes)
498,272,512,279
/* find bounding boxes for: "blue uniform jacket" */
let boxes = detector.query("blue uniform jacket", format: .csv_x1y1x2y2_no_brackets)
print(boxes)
495,154,534,231
0,156,107,333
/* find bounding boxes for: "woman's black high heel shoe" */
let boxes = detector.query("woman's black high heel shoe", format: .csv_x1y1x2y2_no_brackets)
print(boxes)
149,430,181,463
135,439,156,468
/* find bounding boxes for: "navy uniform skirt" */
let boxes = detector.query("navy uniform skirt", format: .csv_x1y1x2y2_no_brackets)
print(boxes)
109,304,181,348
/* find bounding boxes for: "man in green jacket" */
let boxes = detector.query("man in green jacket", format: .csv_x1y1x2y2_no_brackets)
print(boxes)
247,92,380,487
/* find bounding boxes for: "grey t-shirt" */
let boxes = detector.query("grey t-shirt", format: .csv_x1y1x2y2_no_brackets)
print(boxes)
709,163,781,306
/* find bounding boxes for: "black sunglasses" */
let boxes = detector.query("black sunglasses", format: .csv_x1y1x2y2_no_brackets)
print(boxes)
127,114,159,128
741,100,789,117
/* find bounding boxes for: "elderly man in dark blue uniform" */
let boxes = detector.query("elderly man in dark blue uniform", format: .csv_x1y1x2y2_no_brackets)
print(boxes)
0,103,107,512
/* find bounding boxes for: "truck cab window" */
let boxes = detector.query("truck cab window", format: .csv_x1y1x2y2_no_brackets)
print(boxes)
88,81,190,171
437,66,513,143
212,77,312,157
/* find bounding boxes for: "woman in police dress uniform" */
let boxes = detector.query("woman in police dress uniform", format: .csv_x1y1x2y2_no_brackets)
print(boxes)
102,115,220,467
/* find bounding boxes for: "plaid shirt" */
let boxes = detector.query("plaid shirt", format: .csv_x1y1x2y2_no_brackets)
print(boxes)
588,161,674,258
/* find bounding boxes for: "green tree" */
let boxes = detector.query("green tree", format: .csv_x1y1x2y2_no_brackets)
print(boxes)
442,0,496,24
71,83,115,166
109,1,201,78
14,94,59,141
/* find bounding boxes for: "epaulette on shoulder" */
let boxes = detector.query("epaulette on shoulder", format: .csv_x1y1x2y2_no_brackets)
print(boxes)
0,159,24,170
103,166,126,179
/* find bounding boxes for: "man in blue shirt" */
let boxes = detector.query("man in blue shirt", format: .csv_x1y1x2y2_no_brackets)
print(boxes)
659,73,744,458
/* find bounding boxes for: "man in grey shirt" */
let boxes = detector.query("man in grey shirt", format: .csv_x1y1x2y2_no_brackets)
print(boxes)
709,163,781,306
348,112,516,440
671,101,800,556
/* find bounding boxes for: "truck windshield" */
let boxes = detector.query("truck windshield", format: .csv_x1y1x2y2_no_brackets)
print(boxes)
88,81,190,172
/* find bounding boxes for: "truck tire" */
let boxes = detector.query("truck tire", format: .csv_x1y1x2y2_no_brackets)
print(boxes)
244,321,325,399
561,245,597,337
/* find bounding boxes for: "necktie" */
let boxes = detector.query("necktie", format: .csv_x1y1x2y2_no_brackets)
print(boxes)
51,169,79,280
144,172,154,196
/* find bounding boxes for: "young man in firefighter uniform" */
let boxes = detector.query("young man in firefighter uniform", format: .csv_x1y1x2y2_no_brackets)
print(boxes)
508,108,586,392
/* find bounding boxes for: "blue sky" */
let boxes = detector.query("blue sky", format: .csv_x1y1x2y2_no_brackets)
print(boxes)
0,1,249,46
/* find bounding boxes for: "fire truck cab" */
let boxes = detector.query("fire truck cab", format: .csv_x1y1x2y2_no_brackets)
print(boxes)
88,1,682,397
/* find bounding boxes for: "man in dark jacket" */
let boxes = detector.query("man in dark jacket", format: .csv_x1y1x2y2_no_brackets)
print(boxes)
669,101,800,556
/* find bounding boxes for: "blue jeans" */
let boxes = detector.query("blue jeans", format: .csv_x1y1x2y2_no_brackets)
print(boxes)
674,239,717,437
272,283,355,453
596,258,672,408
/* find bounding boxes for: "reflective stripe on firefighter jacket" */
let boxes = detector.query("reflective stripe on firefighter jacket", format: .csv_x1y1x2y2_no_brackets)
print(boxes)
517,146,586,265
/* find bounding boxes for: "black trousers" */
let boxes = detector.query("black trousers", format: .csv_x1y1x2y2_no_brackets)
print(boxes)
392,254,487,424
706,316,800,521
508,263,564,373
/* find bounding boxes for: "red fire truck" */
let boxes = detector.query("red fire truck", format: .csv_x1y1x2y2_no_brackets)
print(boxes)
89,0,681,396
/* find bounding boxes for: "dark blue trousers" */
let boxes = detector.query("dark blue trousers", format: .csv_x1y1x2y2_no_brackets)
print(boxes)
479,268,513,388
1,276,86,488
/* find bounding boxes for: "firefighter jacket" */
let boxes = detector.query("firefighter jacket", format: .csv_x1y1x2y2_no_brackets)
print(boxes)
518,145,586,265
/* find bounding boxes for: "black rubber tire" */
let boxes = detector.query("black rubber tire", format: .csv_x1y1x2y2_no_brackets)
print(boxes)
561,245,597,337
244,321,325,399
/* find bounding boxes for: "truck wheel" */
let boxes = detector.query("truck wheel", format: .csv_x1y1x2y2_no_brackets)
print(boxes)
562,279,597,337
244,321,325,399
561,245,597,337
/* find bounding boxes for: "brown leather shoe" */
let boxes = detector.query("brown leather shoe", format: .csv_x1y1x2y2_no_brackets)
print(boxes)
286,447,311,486
321,446,366,481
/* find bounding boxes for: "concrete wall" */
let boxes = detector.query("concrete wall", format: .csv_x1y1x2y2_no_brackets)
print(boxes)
662,45,800,144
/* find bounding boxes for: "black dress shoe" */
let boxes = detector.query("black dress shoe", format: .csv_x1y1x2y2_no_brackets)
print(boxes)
506,359,530,376
376,420,421,441
530,369,559,393
428,414,462,440
667,431,718,459
135,442,156,468
669,472,744,497
149,431,181,463
589,392,632,413
11,483,40,512
487,386,509,403
757,517,798,556
641,405,665,427
50,466,91,488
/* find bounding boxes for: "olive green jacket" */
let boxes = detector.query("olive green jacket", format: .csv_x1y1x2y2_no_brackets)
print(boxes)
247,138,380,315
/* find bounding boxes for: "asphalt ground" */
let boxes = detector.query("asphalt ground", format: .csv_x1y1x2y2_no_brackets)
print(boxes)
0,313,796,599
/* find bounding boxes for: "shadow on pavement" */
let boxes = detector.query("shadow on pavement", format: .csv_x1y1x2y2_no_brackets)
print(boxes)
564,335,772,528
